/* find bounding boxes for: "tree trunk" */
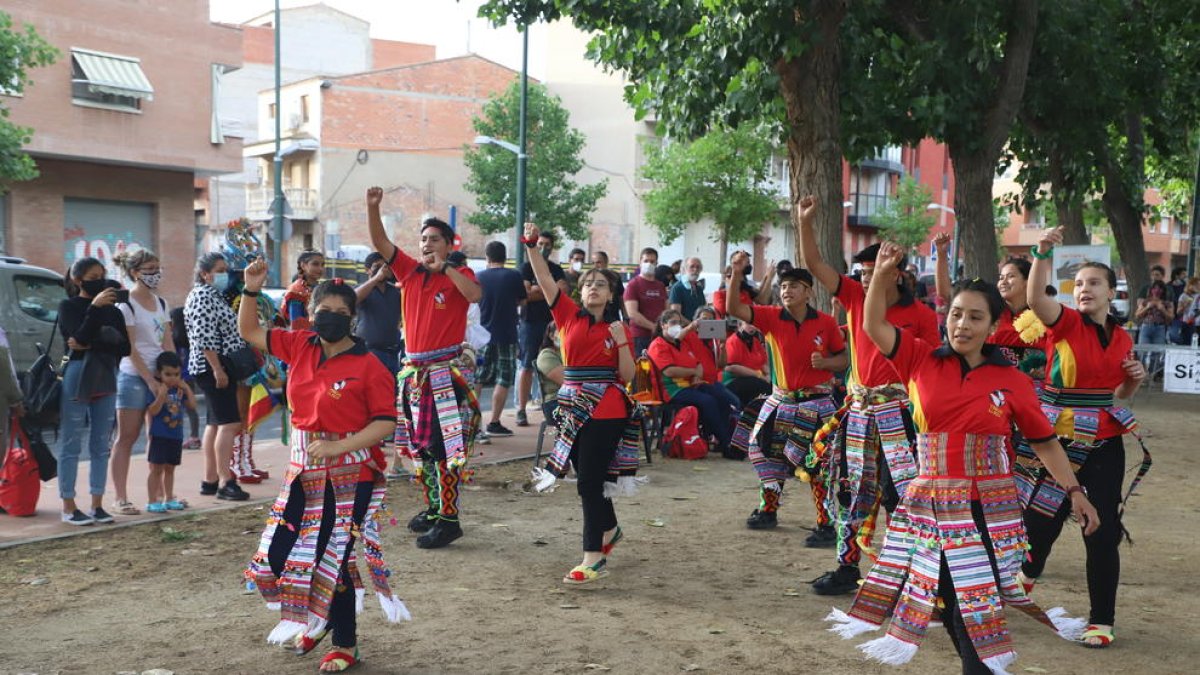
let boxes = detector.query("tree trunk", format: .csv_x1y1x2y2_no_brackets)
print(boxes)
949,149,1001,281
777,0,849,311
1101,167,1149,299
1048,151,1088,244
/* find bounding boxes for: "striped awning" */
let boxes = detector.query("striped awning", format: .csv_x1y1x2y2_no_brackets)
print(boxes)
71,48,154,100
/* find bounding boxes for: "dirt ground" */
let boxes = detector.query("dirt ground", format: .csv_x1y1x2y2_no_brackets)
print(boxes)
1,390,1196,675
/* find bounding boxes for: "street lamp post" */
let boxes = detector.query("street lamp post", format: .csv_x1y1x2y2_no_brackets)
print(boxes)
270,0,283,286
927,202,957,278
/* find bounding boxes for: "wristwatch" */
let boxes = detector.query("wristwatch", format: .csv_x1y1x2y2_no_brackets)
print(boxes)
1066,485,1087,498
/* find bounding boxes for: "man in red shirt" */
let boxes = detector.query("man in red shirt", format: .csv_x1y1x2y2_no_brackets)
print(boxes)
367,187,482,549
725,253,848,544
797,195,940,595
624,247,668,356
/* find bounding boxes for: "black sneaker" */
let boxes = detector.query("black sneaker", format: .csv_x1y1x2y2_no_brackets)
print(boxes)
62,509,94,526
216,481,250,501
811,565,861,596
515,409,529,427
486,422,514,436
416,520,463,549
804,525,837,548
407,510,436,533
200,480,219,496
746,509,778,530
88,507,115,524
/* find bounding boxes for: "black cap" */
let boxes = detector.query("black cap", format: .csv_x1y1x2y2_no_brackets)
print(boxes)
446,251,468,267
778,267,814,286
364,251,385,266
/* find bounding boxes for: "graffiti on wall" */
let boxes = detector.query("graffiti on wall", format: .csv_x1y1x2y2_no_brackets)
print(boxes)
63,226,149,285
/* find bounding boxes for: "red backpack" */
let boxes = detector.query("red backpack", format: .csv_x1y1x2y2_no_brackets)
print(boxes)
664,406,707,460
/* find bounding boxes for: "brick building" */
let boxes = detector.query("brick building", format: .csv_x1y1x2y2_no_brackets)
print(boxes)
241,54,520,267
1,0,242,306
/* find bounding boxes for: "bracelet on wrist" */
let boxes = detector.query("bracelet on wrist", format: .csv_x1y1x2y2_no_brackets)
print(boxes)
1066,485,1087,498
242,289,261,297
1030,246,1053,260
522,236,538,249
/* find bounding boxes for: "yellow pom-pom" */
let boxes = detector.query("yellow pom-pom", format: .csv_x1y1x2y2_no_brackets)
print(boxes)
1013,309,1047,344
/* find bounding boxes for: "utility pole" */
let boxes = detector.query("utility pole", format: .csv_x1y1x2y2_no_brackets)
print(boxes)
1188,134,1200,277
270,0,284,285
514,25,529,269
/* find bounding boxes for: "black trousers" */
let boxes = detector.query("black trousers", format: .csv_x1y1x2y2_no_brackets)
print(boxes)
269,477,374,648
1022,436,1125,625
938,500,996,675
726,376,772,408
570,418,626,552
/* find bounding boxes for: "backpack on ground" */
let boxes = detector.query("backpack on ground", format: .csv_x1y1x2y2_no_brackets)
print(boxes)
663,406,707,460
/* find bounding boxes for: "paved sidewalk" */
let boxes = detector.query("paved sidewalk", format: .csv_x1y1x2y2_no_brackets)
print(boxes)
0,408,551,548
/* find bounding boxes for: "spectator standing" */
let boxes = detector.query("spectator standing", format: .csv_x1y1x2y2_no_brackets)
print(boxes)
1174,277,1200,345
563,247,587,294
1169,266,1187,304
592,251,625,322
517,231,569,427
669,257,708,321
144,351,195,513
169,306,201,448
354,252,403,374
0,327,22,463
109,249,173,516
477,241,527,435
56,257,130,525
624,247,669,355
1137,265,1176,305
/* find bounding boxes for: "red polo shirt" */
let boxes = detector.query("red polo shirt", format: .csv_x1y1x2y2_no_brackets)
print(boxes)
682,332,720,385
888,331,1055,490
648,336,703,400
623,275,668,338
1043,306,1132,439
712,287,754,318
267,329,398,473
549,292,633,419
989,307,1048,362
389,249,477,355
837,275,940,387
750,304,845,390
724,332,768,384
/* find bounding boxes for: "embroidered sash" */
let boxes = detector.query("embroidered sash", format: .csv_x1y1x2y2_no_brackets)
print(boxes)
394,345,480,468
544,367,643,479
746,386,837,485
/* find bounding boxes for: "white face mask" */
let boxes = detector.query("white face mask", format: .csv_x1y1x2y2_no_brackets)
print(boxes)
139,271,162,289
640,262,655,276
571,260,583,272
666,325,683,339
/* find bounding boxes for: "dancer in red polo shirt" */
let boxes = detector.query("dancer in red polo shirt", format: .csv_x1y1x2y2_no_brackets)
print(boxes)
1017,226,1149,649
524,223,643,585
827,242,1098,674
367,187,483,549
725,253,848,544
239,259,406,673
797,195,941,596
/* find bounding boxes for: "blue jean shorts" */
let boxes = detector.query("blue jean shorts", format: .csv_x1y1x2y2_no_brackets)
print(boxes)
116,371,152,410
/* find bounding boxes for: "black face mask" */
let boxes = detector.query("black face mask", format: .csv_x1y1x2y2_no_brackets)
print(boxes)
80,279,108,297
313,311,353,343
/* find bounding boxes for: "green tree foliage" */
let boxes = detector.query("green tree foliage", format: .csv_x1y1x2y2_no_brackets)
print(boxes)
463,80,606,241
1009,0,1200,292
0,12,57,186
873,177,935,250
639,124,781,259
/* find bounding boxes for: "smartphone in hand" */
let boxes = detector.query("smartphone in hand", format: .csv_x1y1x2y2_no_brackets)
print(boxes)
114,289,130,304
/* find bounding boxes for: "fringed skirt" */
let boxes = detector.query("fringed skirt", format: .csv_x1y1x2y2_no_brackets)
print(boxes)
246,428,410,645
827,433,1085,675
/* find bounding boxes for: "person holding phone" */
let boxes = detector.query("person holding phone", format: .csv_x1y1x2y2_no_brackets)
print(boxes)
55,256,131,525
827,241,1100,673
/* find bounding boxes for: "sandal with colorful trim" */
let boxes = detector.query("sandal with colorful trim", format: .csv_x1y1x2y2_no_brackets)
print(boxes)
318,648,360,672
293,628,330,655
601,526,624,556
1081,624,1114,648
563,559,609,585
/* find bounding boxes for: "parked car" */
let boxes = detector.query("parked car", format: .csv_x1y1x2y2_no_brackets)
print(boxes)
0,256,66,376
1113,280,1130,318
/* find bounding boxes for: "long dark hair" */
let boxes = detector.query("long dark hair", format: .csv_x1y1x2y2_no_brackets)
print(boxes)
950,278,1005,323
65,257,105,298
295,249,324,282
310,278,357,316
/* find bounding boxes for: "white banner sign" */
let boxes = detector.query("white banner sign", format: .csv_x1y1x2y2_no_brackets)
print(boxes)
1164,348,1200,394
1051,245,1111,309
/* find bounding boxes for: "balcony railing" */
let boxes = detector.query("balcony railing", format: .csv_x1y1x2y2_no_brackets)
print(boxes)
246,187,319,221
859,145,904,174
847,192,890,228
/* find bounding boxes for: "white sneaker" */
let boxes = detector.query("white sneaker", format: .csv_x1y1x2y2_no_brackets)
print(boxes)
62,510,94,526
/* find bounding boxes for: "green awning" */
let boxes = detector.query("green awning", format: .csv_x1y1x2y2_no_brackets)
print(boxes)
71,48,154,100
